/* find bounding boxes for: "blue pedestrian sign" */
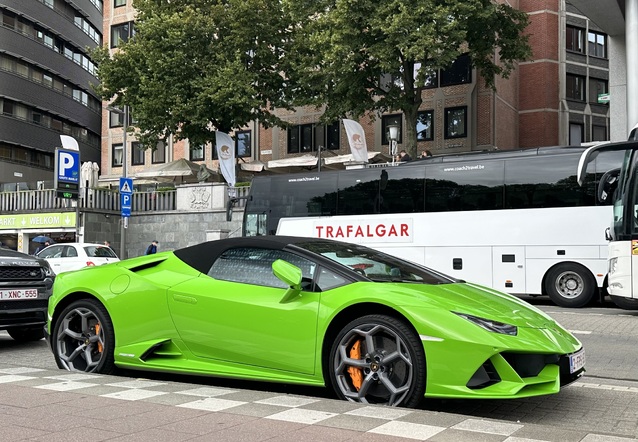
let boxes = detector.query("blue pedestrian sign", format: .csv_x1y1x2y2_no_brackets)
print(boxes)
120,177,133,218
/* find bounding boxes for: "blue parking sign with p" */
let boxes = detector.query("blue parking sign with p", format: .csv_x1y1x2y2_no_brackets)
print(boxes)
120,177,133,218
56,149,80,183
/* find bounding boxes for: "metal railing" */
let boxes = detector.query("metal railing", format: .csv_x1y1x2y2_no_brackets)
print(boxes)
0,186,251,213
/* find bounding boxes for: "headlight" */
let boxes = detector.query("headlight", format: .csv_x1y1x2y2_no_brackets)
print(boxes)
41,261,55,277
453,312,517,336
609,257,618,275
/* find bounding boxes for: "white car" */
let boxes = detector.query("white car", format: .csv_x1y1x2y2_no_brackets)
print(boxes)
36,243,119,274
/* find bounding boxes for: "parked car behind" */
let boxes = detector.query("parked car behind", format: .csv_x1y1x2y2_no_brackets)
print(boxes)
0,248,55,341
36,243,119,274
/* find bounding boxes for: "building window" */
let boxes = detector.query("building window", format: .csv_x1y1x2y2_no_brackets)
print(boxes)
287,122,340,153
152,141,166,163
190,143,205,161
588,31,607,58
132,142,145,165
114,0,126,7
566,26,585,53
444,107,467,139
569,123,583,145
566,74,585,101
382,114,403,145
440,54,472,87
589,78,608,104
593,125,607,142
111,21,134,48
112,143,123,167
236,131,251,158
413,63,438,89
416,110,434,141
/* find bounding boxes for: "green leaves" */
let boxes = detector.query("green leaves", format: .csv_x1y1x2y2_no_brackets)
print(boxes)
96,0,290,145
96,0,531,155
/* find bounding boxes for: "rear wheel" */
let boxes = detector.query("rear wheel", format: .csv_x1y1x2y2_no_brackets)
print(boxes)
610,295,638,310
545,263,597,308
328,314,425,408
7,327,44,342
52,299,115,374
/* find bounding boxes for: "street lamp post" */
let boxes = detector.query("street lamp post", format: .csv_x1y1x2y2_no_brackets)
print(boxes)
106,105,128,259
387,125,399,164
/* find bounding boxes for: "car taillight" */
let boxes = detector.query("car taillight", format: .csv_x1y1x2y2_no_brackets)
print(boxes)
86,261,96,266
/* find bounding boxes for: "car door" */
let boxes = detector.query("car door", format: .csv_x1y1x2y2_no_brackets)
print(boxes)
60,245,82,272
167,246,320,375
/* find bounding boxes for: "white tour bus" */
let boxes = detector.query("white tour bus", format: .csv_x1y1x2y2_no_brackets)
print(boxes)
243,146,623,308
576,132,638,309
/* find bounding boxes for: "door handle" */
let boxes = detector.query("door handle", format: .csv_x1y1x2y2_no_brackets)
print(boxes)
173,294,197,304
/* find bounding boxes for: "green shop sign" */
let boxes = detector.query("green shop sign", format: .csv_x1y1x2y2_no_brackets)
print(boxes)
0,212,76,230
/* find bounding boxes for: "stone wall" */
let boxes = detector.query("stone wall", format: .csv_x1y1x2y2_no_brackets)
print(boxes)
82,208,244,258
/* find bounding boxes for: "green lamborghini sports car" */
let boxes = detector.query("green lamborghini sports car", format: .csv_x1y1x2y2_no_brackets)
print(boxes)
46,236,585,408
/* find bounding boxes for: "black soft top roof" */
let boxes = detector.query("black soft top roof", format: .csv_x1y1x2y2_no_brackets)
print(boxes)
173,235,334,274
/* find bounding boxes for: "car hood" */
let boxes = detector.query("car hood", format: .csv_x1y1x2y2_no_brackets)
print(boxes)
0,249,42,266
391,281,557,329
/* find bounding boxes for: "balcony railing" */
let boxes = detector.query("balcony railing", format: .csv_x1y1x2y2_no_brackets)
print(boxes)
0,185,250,213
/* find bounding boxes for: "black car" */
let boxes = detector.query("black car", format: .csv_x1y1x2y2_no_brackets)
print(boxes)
0,248,55,341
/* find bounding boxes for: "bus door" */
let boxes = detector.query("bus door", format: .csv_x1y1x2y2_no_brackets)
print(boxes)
492,247,526,294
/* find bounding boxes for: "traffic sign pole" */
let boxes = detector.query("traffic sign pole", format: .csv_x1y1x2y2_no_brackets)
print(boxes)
120,176,133,259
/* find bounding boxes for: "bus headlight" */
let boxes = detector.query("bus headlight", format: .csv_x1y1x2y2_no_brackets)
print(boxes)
609,257,618,275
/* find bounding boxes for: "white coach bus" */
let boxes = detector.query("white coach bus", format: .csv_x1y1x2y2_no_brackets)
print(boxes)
243,146,623,308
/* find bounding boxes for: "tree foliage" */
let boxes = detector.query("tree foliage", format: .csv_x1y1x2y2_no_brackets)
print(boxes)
95,0,531,155
284,0,532,157
93,0,292,147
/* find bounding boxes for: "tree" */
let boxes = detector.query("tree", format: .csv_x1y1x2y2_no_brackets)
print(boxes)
93,0,293,147
284,0,532,158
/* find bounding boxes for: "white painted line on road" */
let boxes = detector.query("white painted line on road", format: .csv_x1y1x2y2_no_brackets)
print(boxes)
574,382,638,394
569,330,592,334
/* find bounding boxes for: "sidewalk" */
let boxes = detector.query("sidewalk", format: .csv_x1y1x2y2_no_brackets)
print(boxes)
0,366,636,442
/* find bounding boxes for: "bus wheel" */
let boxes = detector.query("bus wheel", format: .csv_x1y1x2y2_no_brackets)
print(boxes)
545,263,596,308
609,296,638,310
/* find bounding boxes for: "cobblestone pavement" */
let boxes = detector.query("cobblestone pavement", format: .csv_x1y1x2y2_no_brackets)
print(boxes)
0,365,637,442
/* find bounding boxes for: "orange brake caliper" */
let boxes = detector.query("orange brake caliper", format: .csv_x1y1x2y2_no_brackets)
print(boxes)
347,340,363,391
95,323,103,353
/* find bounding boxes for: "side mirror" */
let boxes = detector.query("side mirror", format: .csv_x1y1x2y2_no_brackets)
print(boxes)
597,168,620,204
272,259,303,303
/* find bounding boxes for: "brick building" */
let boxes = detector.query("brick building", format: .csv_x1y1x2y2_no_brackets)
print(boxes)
99,0,611,182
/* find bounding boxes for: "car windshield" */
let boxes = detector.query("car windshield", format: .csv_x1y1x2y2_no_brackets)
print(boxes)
297,241,457,284
84,246,118,258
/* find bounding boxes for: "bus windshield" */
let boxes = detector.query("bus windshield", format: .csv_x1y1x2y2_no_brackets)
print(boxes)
296,241,457,284
610,149,634,240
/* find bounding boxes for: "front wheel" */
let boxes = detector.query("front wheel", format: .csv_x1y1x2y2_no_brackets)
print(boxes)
545,263,597,308
52,299,115,374
610,295,638,310
328,314,425,408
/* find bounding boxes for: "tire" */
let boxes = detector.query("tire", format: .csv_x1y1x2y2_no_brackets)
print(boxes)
610,295,638,310
52,298,115,374
328,314,425,408
545,263,597,308
7,327,44,342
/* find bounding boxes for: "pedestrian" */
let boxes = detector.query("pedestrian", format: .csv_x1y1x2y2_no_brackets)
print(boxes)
399,150,412,162
34,241,50,255
145,240,158,255
420,150,432,158
104,240,111,248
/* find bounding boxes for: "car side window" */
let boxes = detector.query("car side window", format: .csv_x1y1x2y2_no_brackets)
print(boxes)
208,247,316,289
64,246,78,258
316,267,349,291
39,246,61,259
